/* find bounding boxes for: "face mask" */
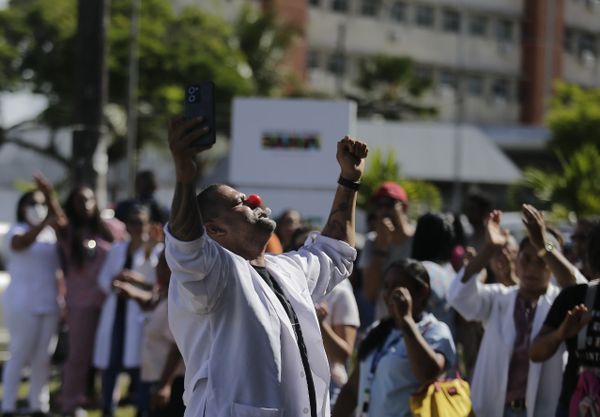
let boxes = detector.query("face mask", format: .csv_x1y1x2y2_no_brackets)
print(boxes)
25,204,48,226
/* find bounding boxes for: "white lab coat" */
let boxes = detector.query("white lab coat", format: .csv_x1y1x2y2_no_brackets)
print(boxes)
166,229,356,417
447,268,577,417
93,241,163,369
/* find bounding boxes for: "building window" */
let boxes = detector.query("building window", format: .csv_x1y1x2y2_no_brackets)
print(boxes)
416,5,435,28
390,1,407,22
442,9,461,32
492,78,510,100
466,75,484,96
469,16,488,37
331,0,348,12
361,0,380,16
577,32,597,60
440,70,458,90
307,50,320,69
327,52,346,75
564,28,575,53
496,19,514,42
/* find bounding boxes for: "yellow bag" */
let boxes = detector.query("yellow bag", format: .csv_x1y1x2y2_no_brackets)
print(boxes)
410,377,475,417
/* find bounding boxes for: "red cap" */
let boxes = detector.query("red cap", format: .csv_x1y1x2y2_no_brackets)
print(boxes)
371,182,408,204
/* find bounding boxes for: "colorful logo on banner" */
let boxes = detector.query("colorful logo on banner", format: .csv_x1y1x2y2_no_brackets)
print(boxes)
262,132,321,150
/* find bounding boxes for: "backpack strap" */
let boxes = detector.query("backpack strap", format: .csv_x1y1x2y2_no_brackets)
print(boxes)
578,281,600,351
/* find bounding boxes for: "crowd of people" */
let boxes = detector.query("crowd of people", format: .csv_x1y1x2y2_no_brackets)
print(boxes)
1,118,599,417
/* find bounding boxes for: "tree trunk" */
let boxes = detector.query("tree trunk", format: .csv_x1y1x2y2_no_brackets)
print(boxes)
71,0,110,208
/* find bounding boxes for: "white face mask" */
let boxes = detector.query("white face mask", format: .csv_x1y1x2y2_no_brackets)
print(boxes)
25,204,48,226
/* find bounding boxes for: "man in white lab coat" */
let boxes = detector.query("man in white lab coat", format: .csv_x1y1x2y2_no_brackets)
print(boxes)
164,116,368,417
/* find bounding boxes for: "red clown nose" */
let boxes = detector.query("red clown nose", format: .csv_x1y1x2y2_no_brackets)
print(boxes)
245,194,263,209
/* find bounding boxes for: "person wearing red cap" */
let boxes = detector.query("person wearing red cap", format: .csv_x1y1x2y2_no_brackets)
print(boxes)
164,116,368,417
359,181,415,322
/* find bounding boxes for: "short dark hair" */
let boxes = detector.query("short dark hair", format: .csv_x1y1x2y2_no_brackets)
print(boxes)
587,222,600,275
384,258,431,290
466,192,493,213
411,213,455,263
135,170,157,194
127,204,150,223
196,184,227,222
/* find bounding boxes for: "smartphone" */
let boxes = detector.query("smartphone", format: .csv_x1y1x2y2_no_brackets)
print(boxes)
184,81,216,146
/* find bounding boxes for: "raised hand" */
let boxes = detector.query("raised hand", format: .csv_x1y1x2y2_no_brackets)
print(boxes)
33,173,53,196
168,116,212,183
558,304,591,340
374,216,395,247
390,287,413,330
485,210,508,248
336,136,368,181
522,204,546,251
33,173,68,229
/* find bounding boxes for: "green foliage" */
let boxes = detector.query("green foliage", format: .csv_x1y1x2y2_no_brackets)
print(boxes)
235,4,299,96
351,55,436,120
359,148,442,218
358,148,401,209
512,144,600,216
0,0,255,162
0,0,77,128
399,180,443,218
547,82,600,158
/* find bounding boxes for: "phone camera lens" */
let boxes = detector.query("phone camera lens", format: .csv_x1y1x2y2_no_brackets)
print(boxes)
188,95,196,103
188,86,198,94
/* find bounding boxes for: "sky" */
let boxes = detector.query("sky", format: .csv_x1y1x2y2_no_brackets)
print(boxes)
0,93,48,128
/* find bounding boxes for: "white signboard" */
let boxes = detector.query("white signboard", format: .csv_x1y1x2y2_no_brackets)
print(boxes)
229,98,357,226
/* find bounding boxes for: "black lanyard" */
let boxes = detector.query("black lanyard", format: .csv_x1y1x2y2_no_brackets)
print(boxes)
360,334,401,415
253,266,317,417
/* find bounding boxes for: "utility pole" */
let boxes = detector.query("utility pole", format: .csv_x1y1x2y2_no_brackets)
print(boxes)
451,1,466,212
335,21,346,95
71,0,110,207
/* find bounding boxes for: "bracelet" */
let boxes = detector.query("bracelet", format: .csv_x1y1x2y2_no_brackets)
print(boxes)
338,175,361,191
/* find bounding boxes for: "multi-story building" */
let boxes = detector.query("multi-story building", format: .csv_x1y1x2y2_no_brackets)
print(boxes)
176,0,600,126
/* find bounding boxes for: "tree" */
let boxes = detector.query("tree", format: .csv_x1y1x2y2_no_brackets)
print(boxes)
509,82,600,217
235,4,300,96
359,148,442,218
348,55,436,120
513,144,600,217
547,81,600,158
0,0,254,170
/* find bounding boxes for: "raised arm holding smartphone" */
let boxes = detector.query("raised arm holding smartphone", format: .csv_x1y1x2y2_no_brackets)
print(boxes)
164,90,369,416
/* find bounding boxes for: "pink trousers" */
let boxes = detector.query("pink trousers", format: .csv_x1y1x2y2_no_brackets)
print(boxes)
61,306,101,413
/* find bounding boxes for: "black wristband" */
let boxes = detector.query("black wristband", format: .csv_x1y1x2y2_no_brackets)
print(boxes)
338,175,361,191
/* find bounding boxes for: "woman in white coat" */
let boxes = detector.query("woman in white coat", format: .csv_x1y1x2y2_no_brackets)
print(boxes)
93,205,163,417
1,176,66,417
447,205,585,417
